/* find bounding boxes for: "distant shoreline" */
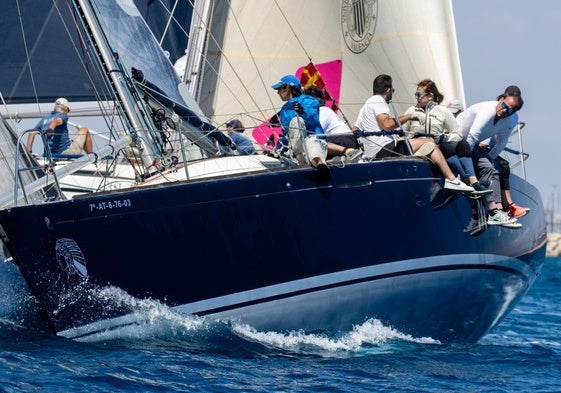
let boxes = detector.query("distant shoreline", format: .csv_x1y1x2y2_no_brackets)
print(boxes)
547,233,561,257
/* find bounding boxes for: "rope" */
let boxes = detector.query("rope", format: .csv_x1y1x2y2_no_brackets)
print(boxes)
273,0,312,61
15,0,41,114
158,0,180,47
226,0,277,115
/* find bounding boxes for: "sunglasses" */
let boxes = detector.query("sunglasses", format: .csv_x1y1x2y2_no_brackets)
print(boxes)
501,101,515,115
414,92,428,99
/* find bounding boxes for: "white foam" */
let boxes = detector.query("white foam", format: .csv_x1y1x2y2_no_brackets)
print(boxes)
232,318,439,356
72,286,207,342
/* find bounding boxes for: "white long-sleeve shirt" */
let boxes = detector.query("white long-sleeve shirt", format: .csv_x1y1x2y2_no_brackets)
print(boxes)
457,101,518,159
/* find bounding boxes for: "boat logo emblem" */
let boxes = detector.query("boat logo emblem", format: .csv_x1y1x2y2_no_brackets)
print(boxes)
341,0,378,54
55,238,88,278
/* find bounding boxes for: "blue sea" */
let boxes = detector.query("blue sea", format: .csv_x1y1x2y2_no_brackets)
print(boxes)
1,258,560,393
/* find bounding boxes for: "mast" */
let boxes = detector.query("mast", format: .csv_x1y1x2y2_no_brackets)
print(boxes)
74,0,159,171
182,0,214,100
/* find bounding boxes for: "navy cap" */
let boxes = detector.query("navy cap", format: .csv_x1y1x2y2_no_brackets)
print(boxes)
226,119,244,131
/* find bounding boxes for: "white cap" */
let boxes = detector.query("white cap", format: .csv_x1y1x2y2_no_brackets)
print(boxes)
446,99,463,114
54,97,70,111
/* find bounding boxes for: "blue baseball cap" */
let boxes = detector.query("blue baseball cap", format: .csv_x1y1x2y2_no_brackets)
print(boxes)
271,75,301,90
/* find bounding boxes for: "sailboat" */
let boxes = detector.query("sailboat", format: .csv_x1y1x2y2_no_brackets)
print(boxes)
0,0,546,343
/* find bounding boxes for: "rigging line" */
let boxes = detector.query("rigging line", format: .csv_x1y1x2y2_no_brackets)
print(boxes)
158,0,180,47
389,101,413,155
14,0,45,114
184,0,266,119
224,0,276,117
0,93,17,127
0,97,20,183
134,80,229,150
272,0,311,61
149,0,191,51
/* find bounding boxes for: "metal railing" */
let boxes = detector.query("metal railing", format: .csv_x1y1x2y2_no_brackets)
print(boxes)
1,131,132,209
502,121,528,179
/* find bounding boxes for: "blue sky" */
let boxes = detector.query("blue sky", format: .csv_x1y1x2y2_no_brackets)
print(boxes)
452,0,560,212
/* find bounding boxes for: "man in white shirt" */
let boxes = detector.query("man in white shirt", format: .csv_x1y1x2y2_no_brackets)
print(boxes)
457,85,524,228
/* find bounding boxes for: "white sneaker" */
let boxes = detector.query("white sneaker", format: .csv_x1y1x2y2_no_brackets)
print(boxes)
444,177,475,193
487,210,522,228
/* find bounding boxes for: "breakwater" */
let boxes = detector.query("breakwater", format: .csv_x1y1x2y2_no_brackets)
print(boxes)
547,233,561,257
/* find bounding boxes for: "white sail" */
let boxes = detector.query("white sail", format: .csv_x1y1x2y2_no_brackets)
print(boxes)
196,0,464,128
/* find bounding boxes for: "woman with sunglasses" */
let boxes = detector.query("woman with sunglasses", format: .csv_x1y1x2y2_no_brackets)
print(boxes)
403,79,489,197
456,85,524,229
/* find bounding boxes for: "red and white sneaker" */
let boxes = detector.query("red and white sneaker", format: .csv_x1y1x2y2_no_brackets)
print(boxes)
507,202,530,218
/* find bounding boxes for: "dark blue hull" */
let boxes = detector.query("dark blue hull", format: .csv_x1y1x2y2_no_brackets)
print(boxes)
0,158,547,342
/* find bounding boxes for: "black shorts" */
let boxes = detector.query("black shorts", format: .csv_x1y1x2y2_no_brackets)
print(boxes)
375,140,409,158
327,134,359,149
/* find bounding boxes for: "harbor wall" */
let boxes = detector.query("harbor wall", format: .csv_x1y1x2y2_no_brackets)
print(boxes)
547,233,561,257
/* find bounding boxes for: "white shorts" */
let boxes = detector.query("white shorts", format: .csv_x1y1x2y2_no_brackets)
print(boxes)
61,134,86,155
288,117,327,165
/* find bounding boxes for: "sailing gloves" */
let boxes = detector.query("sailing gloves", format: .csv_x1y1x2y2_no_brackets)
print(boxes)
408,111,423,122
291,101,304,115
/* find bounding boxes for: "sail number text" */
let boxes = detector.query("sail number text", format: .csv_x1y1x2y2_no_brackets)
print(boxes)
89,198,132,212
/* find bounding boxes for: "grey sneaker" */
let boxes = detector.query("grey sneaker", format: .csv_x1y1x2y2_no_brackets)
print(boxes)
463,217,487,236
476,179,491,188
331,155,345,166
444,177,475,193
461,181,492,200
470,181,493,196
487,210,522,228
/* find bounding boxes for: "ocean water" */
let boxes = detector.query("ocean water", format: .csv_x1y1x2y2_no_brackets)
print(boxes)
1,258,560,393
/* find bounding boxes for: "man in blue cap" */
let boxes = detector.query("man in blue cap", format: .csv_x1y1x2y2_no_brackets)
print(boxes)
272,74,329,179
